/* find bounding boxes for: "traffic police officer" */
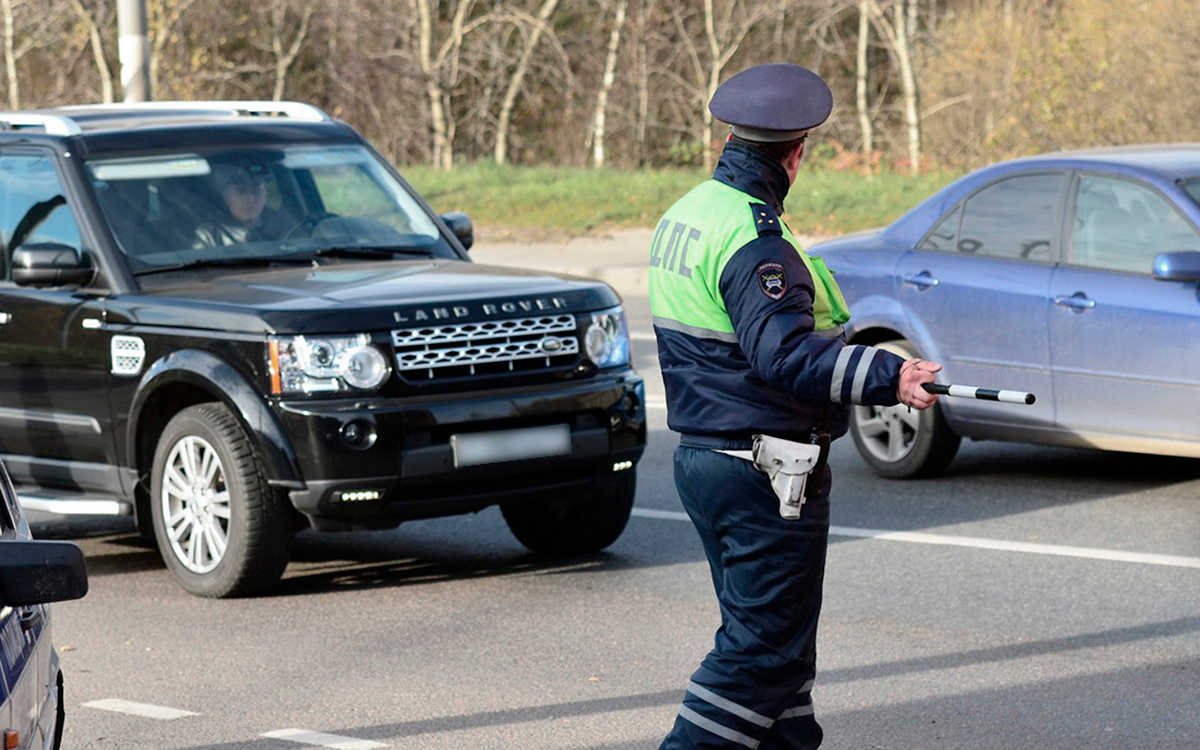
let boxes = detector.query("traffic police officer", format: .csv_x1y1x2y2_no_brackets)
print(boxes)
649,63,942,749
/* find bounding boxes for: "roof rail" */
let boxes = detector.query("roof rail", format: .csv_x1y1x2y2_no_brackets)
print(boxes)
0,114,82,136
65,100,331,123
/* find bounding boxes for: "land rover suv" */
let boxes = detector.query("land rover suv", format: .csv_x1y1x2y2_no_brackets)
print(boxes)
0,101,645,597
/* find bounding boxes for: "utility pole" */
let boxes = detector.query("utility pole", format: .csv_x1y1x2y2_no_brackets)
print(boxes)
118,0,151,101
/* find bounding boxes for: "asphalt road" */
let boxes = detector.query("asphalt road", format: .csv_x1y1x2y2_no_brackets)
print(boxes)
30,286,1200,750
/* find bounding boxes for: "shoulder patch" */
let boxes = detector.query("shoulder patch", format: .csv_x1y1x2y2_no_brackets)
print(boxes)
756,260,787,300
749,202,782,236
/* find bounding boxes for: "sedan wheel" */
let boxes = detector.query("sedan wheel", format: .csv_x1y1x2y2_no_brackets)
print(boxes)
848,339,961,478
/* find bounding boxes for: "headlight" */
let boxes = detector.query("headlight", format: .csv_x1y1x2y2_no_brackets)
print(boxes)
583,307,630,369
268,334,391,394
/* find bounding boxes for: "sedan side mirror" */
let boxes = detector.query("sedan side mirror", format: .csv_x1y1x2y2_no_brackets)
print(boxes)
440,212,474,252
0,539,88,607
12,243,95,287
1152,250,1200,281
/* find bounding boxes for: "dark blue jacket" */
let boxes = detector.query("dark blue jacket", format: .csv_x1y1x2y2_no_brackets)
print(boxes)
649,143,904,443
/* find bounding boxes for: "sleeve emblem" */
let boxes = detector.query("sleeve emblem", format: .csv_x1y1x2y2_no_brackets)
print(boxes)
756,260,787,300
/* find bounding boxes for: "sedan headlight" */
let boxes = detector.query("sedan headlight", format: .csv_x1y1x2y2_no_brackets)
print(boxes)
268,334,391,394
583,307,631,369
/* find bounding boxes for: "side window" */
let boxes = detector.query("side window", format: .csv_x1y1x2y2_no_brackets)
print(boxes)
0,153,82,280
1070,175,1200,274
957,174,1064,261
918,205,962,252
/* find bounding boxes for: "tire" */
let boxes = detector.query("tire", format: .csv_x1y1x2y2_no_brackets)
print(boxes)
849,339,961,479
150,403,292,597
502,469,636,555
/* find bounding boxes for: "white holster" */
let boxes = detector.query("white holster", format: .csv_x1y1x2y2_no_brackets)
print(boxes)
718,434,823,519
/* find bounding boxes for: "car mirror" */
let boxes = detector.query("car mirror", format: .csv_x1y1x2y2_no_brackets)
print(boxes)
1152,250,1200,281
12,243,96,287
0,539,88,607
439,211,474,252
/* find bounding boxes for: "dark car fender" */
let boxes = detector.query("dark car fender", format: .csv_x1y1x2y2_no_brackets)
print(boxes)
127,349,302,487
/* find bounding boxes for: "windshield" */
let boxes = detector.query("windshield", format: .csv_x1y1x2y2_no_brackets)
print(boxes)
86,143,459,272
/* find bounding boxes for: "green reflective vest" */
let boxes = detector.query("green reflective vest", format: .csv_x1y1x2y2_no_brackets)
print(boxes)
648,179,849,338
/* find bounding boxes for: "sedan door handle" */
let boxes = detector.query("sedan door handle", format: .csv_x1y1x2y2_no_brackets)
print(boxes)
1054,292,1096,310
902,271,940,289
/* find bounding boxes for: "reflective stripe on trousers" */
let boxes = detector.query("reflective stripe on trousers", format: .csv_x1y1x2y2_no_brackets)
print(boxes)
659,446,830,750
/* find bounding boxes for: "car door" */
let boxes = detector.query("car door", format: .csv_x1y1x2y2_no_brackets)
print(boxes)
1049,172,1200,444
895,171,1064,430
0,149,117,490
0,473,41,750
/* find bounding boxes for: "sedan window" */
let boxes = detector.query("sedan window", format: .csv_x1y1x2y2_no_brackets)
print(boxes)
956,174,1063,261
1070,175,1200,274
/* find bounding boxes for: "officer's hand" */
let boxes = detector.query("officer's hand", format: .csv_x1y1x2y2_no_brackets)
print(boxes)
897,358,941,410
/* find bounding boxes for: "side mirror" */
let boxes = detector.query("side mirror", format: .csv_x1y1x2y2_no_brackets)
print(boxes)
12,243,95,287
440,212,474,252
1152,250,1200,281
0,539,88,607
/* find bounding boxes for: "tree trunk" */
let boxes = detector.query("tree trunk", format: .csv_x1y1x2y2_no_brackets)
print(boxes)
494,0,560,165
2,0,16,109
868,0,922,174
150,0,200,96
414,0,473,170
269,0,316,101
591,0,627,168
856,0,873,156
67,0,115,103
893,0,921,174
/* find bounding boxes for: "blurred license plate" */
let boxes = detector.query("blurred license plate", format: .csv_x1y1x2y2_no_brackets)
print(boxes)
451,424,571,468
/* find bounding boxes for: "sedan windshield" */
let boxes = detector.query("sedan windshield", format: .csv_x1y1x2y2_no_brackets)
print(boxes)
86,144,458,273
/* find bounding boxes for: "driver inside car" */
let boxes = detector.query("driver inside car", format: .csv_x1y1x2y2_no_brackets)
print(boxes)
193,157,281,248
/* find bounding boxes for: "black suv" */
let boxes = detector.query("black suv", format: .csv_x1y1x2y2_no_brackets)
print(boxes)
0,101,645,597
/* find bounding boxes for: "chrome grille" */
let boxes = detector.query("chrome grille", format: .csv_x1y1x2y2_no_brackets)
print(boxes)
392,315,579,380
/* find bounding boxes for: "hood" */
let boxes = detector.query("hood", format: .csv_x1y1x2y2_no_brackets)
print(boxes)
121,259,622,334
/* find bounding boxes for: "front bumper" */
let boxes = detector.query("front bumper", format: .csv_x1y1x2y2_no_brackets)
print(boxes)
275,373,645,530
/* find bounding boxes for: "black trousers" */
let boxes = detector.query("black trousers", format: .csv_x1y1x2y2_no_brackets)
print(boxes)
659,445,831,750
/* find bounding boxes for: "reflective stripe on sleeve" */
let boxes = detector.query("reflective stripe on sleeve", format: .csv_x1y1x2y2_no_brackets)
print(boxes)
653,316,740,343
829,345,863,404
849,347,879,404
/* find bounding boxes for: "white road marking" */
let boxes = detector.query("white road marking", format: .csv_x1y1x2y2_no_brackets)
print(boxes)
630,508,1200,569
82,699,199,720
261,728,388,749
646,396,667,410
631,332,657,342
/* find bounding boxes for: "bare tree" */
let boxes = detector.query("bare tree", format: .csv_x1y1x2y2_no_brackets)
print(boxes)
253,0,318,101
493,0,561,165
856,0,873,156
591,0,628,167
673,0,785,171
149,0,200,96
412,0,476,169
66,0,115,102
1,0,17,108
867,0,921,173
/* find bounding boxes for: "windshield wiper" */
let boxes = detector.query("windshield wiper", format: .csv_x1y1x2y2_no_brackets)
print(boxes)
134,255,314,276
308,245,436,259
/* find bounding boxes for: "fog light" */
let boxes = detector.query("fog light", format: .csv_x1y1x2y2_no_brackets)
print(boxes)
335,489,383,503
612,460,633,472
340,419,377,450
